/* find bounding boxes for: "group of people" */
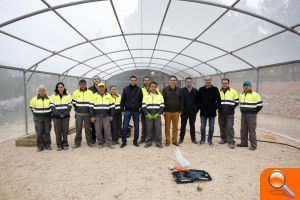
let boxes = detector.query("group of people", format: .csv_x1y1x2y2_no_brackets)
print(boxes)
29,74,263,152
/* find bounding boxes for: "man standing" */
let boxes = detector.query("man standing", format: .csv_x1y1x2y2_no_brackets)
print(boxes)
179,77,198,144
140,76,151,144
162,75,182,146
120,75,143,148
90,82,115,149
218,78,239,149
110,85,122,145
72,79,94,148
142,81,164,148
196,75,221,146
30,85,52,152
89,75,101,144
237,81,263,151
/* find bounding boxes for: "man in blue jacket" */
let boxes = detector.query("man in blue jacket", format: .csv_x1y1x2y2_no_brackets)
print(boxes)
120,75,143,148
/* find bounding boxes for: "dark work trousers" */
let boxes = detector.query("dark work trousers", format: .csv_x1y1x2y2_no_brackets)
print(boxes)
146,116,162,146
218,114,235,144
180,112,197,142
53,117,70,148
111,113,122,142
91,122,97,144
140,113,147,142
240,113,257,148
34,116,52,150
95,116,113,146
74,114,92,145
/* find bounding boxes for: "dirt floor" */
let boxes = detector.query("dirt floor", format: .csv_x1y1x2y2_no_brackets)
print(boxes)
0,118,299,200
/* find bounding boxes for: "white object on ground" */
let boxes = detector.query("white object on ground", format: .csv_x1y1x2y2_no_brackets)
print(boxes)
175,148,191,167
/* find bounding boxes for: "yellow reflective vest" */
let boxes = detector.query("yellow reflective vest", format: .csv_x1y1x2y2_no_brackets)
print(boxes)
111,94,121,114
142,92,164,115
50,93,72,118
219,88,239,114
91,92,115,117
240,90,263,114
72,89,93,115
29,95,51,117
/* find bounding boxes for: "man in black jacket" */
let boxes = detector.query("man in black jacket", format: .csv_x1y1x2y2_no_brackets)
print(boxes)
196,76,221,146
120,75,143,148
179,77,198,144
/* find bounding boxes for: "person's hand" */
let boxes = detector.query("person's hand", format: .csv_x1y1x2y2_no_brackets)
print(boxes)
60,114,64,118
109,117,113,122
121,112,125,116
91,117,95,123
146,113,152,119
153,113,160,119
162,112,165,116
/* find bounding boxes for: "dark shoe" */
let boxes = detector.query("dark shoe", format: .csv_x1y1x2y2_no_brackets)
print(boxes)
63,146,69,150
165,143,170,147
45,146,52,150
229,143,235,149
192,140,198,144
237,144,248,147
199,140,205,145
120,143,126,148
115,141,120,145
37,148,44,152
98,144,105,148
133,143,139,147
249,147,256,151
156,144,163,148
144,144,151,148
138,140,145,144
173,142,179,146
72,144,80,149
208,142,213,147
88,143,95,148
57,147,62,151
219,140,227,144
179,139,183,144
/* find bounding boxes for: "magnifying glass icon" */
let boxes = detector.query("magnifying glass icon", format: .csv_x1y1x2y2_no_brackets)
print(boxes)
268,170,295,198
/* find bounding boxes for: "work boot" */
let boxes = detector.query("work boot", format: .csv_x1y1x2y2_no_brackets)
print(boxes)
229,143,235,149
72,144,80,149
120,143,126,148
237,144,248,147
219,140,227,144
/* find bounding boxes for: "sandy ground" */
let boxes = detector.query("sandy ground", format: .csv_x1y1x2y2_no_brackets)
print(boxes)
0,118,300,200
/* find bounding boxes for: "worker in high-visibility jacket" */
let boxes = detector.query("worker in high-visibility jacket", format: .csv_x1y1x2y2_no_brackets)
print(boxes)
90,82,115,149
142,81,164,148
140,76,161,144
237,81,263,151
218,78,239,149
72,79,94,148
50,82,72,151
29,85,52,152
109,85,122,145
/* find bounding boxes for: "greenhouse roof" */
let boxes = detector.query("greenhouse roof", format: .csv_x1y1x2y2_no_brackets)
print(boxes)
0,0,299,80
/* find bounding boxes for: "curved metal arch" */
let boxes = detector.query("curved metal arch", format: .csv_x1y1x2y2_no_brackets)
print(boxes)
80,56,203,78
62,47,222,77
1,0,298,37
80,57,204,77
101,62,188,80
45,30,256,76
103,67,177,80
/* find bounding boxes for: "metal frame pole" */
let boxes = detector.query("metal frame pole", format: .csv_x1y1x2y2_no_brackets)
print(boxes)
23,70,29,134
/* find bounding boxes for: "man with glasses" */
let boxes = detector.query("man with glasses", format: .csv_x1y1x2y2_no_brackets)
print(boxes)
218,78,239,149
